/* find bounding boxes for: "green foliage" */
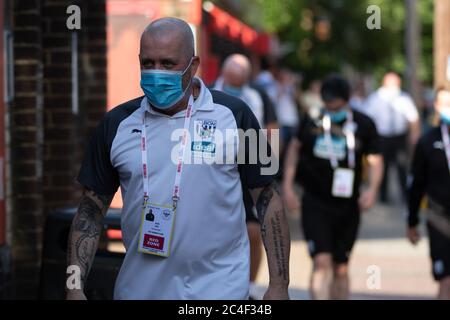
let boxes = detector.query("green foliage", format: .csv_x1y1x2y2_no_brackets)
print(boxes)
210,0,434,85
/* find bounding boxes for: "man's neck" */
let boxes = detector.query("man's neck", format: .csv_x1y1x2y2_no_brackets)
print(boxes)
157,96,190,117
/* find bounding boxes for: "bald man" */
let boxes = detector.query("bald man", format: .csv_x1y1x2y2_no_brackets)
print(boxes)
363,72,421,203
214,54,264,125
66,17,290,300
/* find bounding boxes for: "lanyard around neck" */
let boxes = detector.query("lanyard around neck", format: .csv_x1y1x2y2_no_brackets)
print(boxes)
322,110,355,169
141,95,194,209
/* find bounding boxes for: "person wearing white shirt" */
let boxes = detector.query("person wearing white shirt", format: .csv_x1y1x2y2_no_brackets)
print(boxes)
362,72,421,203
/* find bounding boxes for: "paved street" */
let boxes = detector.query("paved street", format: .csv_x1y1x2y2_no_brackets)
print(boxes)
253,185,438,300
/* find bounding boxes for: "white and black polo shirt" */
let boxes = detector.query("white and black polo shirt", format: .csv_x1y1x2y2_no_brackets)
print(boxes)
77,77,275,300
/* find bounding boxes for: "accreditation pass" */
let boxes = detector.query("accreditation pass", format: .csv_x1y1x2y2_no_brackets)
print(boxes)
331,168,355,198
138,203,175,257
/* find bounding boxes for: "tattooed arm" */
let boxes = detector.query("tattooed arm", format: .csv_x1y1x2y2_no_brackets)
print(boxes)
66,188,113,300
250,182,290,300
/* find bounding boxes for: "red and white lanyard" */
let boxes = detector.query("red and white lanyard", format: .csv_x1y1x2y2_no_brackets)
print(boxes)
323,110,356,169
141,95,194,209
441,123,450,174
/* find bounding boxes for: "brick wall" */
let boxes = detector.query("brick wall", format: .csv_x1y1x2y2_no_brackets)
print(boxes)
10,0,45,299
9,0,107,299
42,0,107,213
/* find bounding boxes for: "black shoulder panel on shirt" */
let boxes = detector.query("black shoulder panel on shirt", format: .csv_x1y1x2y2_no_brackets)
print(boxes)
77,96,143,196
209,89,275,188
101,96,144,149
209,89,259,130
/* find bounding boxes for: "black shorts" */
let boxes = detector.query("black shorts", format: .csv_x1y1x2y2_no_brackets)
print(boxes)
427,222,450,281
243,188,259,224
301,192,360,264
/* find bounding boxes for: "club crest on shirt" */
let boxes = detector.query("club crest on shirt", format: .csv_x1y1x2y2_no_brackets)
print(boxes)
194,119,217,140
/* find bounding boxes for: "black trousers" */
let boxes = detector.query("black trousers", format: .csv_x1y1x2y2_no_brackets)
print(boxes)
379,134,408,202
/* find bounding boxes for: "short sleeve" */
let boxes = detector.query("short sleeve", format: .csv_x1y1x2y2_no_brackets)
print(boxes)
210,89,277,189
77,116,120,196
237,101,277,189
362,116,381,155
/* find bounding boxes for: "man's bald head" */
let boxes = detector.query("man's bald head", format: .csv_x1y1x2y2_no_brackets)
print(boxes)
222,54,252,79
140,17,195,61
138,17,200,114
382,72,401,89
221,54,252,88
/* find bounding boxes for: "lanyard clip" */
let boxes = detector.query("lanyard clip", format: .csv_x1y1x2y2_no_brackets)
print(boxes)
172,196,179,210
143,195,149,207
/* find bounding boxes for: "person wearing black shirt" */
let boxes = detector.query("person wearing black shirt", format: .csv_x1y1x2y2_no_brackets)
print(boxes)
407,86,450,300
283,75,383,300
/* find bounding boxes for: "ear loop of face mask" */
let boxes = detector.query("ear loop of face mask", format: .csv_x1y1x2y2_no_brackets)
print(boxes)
171,56,194,104
182,57,194,92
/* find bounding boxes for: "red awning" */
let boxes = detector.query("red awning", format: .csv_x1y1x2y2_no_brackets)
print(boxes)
204,2,270,55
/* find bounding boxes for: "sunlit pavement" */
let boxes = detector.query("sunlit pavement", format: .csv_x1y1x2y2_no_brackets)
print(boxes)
253,200,438,300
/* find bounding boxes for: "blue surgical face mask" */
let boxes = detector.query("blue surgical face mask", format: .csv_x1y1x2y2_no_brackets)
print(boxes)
140,58,193,110
223,84,243,97
440,108,450,125
326,109,348,123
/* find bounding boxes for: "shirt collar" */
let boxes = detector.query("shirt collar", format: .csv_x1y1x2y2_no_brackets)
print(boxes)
141,77,214,118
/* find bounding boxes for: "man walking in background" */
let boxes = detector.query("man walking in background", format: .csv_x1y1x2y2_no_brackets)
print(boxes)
363,72,420,203
283,75,383,300
407,86,450,300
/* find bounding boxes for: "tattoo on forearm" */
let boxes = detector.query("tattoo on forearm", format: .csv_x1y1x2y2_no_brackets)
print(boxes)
255,182,289,284
256,182,281,243
271,212,289,281
68,192,109,285
256,183,274,242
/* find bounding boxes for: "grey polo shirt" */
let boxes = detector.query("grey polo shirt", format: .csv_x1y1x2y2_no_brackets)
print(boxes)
77,77,274,300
